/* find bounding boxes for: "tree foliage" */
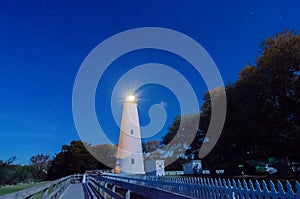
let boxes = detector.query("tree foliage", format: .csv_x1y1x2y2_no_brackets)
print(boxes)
159,114,202,168
202,30,300,175
90,144,117,168
47,141,116,180
30,154,50,179
162,30,300,174
142,140,160,153
0,157,36,185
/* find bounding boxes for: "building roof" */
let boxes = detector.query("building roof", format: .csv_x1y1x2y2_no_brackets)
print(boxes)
182,160,202,165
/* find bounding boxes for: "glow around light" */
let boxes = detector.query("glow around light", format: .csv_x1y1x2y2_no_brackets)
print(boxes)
126,95,136,103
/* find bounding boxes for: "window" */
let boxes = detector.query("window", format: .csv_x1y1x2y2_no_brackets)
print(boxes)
131,158,134,164
130,129,134,134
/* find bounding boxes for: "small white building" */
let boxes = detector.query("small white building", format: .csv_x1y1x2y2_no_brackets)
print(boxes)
145,159,165,176
183,160,202,175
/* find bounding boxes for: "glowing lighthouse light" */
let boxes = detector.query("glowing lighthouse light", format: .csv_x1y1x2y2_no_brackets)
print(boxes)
115,94,145,174
126,95,136,103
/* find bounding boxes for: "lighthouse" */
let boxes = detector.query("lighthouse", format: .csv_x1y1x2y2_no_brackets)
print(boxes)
115,95,145,174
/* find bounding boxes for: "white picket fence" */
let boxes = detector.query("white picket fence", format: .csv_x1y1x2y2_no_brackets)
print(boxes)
101,174,300,198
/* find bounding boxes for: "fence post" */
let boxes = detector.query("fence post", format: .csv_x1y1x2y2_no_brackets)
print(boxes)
104,182,108,199
126,190,131,199
248,180,255,199
269,180,277,198
254,180,262,199
261,180,269,198
285,180,293,199
112,185,116,193
42,187,49,198
276,180,285,199
295,180,300,199
243,179,250,199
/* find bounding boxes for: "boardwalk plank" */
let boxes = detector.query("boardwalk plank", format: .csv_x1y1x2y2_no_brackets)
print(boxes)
60,184,84,199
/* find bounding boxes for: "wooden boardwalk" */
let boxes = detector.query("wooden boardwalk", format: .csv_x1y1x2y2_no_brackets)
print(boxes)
2,174,298,199
60,183,85,199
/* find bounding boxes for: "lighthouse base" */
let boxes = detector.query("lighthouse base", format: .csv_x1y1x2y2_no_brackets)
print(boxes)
116,154,145,175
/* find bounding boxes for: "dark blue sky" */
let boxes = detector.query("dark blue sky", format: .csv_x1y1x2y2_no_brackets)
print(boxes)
1,0,300,164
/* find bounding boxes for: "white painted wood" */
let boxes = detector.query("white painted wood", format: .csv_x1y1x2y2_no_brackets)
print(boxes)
145,159,165,176
95,173,299,199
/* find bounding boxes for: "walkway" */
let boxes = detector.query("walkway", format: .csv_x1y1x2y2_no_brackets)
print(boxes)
60,183,85,199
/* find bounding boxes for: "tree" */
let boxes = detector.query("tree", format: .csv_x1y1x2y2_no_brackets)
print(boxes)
0,157,36,185
90,144,117,169
142,140,160,153
0,160,9,185
158,114,202,170
0,157,16,185
9,165,35,184
47,141,116,180
160,30,300,175
161,114,200,156
30,154,50,179
255,30,300,157
200,30,300,175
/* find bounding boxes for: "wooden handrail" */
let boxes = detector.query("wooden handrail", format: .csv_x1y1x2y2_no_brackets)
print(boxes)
87,174,193,199
90,173,300,199
0,174,83,199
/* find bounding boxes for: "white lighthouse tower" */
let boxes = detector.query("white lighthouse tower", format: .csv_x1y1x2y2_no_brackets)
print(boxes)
115,95,145,174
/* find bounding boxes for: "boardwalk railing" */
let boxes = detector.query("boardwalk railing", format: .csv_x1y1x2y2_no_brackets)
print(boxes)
4,173,298,199
0,174,82,199
89,173,300,199
87,174,193,199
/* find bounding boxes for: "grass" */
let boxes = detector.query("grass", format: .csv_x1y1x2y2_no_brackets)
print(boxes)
0,182,46,196
32,190,43,199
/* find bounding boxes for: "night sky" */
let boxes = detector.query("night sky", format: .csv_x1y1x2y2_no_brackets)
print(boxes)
1,0,300,164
